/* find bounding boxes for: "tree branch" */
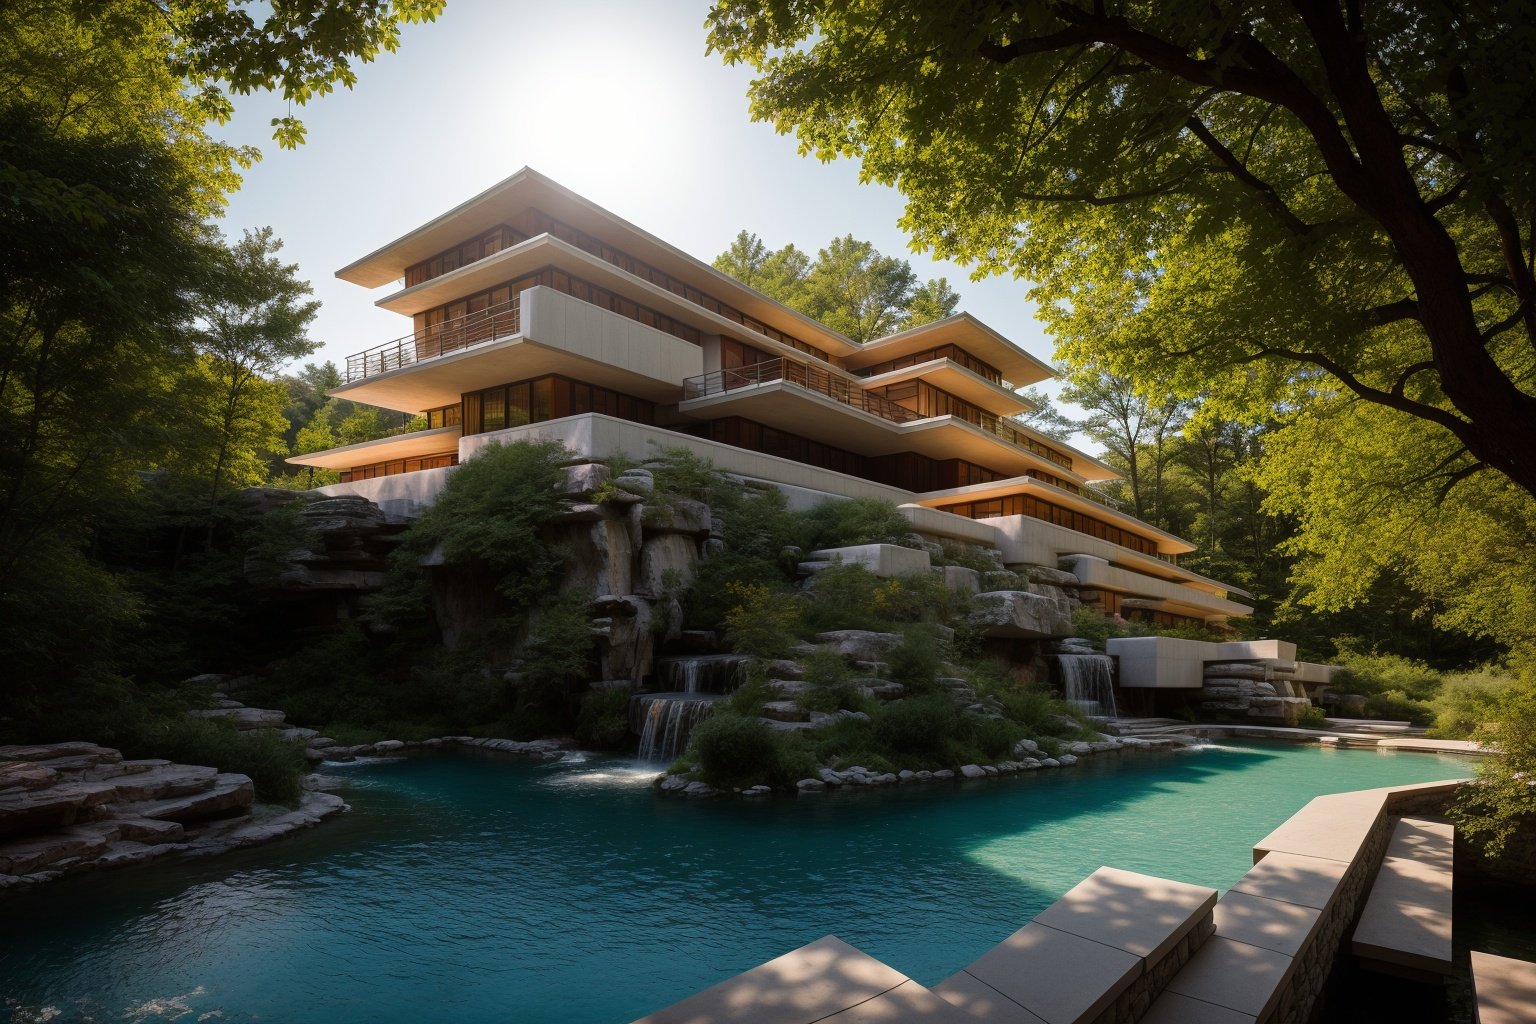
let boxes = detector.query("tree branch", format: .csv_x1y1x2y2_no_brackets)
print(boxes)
1251,344,1470,436
1185,115,1312,234
1363,299,1421,328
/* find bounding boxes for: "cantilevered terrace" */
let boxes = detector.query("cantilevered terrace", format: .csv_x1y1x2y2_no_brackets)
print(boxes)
291,168,1250,624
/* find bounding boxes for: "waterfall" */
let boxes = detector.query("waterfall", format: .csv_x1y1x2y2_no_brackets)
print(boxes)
1056,654,1118,718
632,693,723,762
654,654,750,694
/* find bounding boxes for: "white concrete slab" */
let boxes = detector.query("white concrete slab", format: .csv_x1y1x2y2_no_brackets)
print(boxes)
1229,852,1349,913
1471,951,1536,1024
1163,936,1294,1020
1212,892,1323,958
1138,991,1257,1024
1031,866,1217,963
962,922,1142,1024
632,935,908,1024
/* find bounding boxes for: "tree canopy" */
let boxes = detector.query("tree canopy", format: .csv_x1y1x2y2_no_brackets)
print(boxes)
714,230,960,340
707,1,1536,500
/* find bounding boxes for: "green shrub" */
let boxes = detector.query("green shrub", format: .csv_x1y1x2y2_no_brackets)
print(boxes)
1428,668,1516,738
723,581,801,658
1364,689,1434,725
873,696,957,755
723,666,778,716
1069,607,1113,649
646,446,720,502
795,649,861,713
1332,648,1443,701
799,497,912,551
391,439,572,612
934,541,998,573
688,712,779,789
1296,705,1329,729
886,627,944,690
1452,677,1536,858
684,552,786,630
123,717,306,804
970,715,1024,759
575,688,632,748
803,563,885,632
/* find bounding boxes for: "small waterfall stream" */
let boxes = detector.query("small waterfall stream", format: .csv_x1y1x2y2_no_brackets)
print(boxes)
1056,654,1118,718
632,693,723,762
653,654,750,694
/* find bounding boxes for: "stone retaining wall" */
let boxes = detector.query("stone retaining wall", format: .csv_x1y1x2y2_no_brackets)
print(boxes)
1263,780,1464,1024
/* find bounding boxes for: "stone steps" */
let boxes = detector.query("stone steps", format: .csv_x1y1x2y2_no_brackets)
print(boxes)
631,868,1218,1024
115,773,255,823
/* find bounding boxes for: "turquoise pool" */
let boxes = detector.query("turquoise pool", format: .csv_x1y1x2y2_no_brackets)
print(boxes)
0,743,1474,1024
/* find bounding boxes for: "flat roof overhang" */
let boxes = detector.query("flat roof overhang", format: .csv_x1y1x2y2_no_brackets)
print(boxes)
842,313,1055,387
369,235,842,369
857,359,1032,416
1121,596,1254,621
287,425,461,469
677,382,1099,483
912,475,1194,556
336,167,863,357
330,332,688,413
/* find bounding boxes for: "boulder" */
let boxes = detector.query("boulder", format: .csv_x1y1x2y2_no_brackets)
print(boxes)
760,701,807,723
0,742,120,765
120,773,254,823
969,591,1074,639
814,630,906,661
0,825,115,875
1023,564,1080,587
797,778,827,792
0,764,59,791
559,462,611,498
106,765,218,803
960,764,987,778
636,534,697,598
807,543,931,578
643,498,711,536
0,782,119,837
612,468,655,497
933,565,981,595
187,707,287,730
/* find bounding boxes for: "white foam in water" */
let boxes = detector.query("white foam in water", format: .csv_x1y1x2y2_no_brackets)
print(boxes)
540,762,658,789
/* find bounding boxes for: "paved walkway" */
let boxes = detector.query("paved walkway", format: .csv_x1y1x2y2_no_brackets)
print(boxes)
1101,719,1487,756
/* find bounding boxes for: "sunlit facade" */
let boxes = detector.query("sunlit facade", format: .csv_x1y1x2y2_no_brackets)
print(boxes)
292,169,1250,624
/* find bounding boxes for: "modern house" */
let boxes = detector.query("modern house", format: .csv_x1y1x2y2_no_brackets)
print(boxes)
291,169,1251,626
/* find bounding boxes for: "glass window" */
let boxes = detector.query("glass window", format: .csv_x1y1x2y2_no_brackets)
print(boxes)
481,388,506,432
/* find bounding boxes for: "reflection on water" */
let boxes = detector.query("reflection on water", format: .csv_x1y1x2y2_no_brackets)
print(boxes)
0,743,1474,1024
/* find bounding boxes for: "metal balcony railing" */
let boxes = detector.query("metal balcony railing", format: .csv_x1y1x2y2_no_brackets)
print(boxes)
682,358,926,424
682,358,1081,472
344,296,521,383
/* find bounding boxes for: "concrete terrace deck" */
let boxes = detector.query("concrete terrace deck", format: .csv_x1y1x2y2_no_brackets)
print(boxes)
1101,719,1487,756
633,780,1472,1024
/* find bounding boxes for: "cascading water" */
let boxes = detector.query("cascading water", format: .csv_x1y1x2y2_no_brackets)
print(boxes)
653,654,750,694
632,693,723,762
1056,654,1118,718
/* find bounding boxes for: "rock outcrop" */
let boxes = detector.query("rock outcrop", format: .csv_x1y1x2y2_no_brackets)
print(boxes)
0,742,347,895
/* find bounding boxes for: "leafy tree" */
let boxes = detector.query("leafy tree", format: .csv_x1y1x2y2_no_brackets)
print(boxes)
1062,371,1192,528
1258,396,1536,653
1013,386,1076,441
714,230,959,340
706,2,1536,501
180,227,319,498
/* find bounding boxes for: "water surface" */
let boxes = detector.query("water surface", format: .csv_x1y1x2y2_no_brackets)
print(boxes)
0,743,1473,1024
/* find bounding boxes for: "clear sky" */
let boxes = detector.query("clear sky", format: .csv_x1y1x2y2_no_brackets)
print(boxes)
215,0,1061,397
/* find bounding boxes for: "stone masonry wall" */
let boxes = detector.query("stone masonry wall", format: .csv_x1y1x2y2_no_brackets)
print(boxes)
1093,918,1216,1024
1269,782,1463,1024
